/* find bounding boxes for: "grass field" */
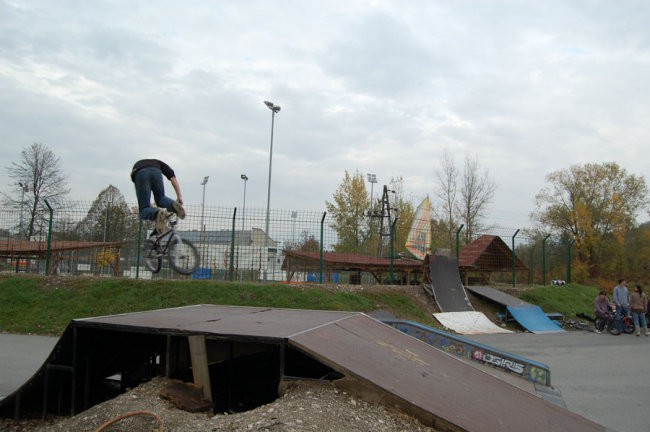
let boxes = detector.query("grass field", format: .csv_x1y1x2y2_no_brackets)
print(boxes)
0,274,601,335
0,274,437,335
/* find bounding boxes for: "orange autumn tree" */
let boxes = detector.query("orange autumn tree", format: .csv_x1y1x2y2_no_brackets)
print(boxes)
533,162,648,279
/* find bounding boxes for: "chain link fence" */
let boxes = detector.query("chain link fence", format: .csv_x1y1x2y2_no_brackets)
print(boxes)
0,201,576,286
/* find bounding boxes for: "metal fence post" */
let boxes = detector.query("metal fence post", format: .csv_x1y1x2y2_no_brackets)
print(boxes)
319,212,326,283
230,208,237,281
44,199,53,275
390,218,398,285
455,224,464,260
136,219,142,279
567,239,575,283
511,229,520,288
542,234,550,286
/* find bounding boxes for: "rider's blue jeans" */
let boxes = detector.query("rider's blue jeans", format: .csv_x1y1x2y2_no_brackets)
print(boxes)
134,167,175,220
632,311,647,329
615,305,630,331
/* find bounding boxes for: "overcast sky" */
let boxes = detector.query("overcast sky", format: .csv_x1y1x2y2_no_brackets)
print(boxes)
2,0,649,229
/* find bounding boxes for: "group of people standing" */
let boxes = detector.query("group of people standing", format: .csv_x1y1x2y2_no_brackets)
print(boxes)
594,278,649,336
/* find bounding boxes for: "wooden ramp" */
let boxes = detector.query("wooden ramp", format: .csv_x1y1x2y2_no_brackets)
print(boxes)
425,254,473,312
1,305,601,431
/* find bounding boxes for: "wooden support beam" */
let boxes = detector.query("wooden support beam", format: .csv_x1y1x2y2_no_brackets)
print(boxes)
188,335,212,402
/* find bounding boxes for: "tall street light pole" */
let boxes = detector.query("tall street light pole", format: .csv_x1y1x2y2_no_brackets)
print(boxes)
263,100,280,282
200,176,209,232
240,174,248,281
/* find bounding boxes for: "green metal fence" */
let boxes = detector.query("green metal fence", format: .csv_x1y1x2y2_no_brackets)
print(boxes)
0,200,575,286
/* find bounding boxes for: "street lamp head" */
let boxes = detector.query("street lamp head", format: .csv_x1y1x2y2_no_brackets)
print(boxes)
367,174,377,183
201,176,209,186
264,100,281,113
241,174,248,181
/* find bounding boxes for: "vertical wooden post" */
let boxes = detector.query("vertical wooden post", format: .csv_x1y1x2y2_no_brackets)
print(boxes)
188,335,212,401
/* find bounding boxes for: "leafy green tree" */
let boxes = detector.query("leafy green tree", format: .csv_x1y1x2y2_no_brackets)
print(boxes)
4,143,69,239
326,171,370,253
76,185,140,242
532,162,648,277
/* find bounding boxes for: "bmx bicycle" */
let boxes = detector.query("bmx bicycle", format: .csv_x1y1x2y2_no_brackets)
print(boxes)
142,213,199,275
594,308,634,335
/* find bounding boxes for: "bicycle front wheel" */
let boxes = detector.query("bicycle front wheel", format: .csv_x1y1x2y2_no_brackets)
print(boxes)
168,237,199,275
143,239,162,273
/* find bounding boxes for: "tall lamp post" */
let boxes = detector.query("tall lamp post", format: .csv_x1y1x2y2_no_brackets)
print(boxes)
18,182,28,239
200,176,209,232
240,174,248,281
263,100,281,282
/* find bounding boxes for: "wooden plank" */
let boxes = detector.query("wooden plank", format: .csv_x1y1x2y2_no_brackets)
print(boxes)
188,335,212,402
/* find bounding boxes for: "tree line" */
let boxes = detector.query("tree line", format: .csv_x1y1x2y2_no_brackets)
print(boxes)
4,143,649,284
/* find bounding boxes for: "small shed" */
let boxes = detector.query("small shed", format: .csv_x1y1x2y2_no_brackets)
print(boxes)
458,235,529,285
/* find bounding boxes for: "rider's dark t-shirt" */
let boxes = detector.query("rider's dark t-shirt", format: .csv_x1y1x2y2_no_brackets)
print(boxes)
130,159,175,182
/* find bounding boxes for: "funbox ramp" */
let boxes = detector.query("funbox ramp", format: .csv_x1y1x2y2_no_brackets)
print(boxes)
465,286,565,334
0,305,598,432
506,305,565,334
427,254,473,312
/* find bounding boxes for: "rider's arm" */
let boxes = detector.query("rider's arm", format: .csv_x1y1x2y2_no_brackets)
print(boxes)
170,176,183,205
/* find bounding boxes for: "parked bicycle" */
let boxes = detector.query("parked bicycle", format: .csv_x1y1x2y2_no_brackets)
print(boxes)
142,213,199,275
594,308,634,335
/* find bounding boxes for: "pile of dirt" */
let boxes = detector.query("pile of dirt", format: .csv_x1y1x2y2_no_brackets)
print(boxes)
1,378,438,432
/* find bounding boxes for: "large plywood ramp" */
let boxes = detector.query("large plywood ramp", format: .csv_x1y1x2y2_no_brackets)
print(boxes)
1,305,600,431
425,254,473,312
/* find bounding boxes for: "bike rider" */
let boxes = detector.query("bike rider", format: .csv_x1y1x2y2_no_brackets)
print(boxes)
594,290,613,334
131,159,186,234
612,278,631,333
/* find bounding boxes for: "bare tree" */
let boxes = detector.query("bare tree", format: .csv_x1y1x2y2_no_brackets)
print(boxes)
433,150,459,248
459,153,496,242
5,143,70,239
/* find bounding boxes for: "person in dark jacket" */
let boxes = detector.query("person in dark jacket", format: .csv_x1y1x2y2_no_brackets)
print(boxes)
131,159,185,233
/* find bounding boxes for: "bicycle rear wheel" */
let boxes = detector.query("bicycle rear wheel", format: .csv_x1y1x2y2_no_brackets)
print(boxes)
168,237,199,275
608,320,621,335
143,239,162,273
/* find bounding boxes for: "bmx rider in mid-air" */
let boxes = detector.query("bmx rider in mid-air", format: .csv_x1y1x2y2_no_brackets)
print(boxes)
131,159,186,234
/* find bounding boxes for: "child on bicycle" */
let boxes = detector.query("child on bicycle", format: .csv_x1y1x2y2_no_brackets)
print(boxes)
131,159,186,234
594,290,613,333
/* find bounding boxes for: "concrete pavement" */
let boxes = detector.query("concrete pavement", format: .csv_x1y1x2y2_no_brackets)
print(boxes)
468,331,649,432
0,333,58,400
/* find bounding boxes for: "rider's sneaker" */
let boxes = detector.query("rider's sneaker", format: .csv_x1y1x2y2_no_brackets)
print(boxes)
172,201,186,219
594,329,601,334
155,209,168,234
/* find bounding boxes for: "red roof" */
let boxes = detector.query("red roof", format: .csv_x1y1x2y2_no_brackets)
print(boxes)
283,250,422,269
458,235,528,271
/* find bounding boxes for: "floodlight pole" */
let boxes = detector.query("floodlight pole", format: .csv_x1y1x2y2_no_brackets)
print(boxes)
263,100,281,282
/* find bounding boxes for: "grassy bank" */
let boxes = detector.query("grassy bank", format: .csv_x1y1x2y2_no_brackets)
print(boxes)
521,283,600,318
0,274,602,336
0,274,435,335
